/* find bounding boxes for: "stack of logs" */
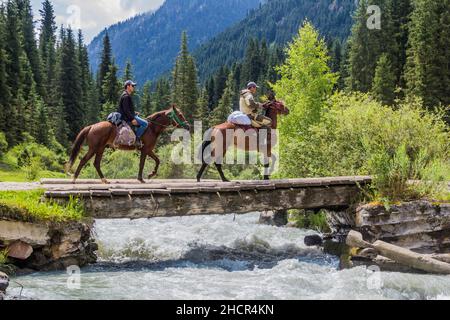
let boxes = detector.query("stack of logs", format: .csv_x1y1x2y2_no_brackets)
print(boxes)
347,230,450,274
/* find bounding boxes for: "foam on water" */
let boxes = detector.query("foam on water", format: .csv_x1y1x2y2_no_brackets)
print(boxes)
10,213,450,300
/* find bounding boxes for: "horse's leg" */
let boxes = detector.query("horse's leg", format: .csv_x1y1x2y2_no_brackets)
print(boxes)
196,164,208,182
138,151,147,183
215,163,229,182
73,148,96,184
148,151,160,179
94,147,109,184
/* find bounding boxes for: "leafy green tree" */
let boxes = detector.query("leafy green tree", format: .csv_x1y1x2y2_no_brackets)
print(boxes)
272,22,337,177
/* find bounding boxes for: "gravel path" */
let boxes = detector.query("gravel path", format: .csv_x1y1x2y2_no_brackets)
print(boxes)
0,182,41,191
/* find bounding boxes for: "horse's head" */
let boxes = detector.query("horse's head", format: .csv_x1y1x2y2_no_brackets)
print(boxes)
166,105,190,130
265,93,290,116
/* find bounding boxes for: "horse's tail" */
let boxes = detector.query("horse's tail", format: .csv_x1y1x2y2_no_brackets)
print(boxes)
198,128,213,164
66,126,92,172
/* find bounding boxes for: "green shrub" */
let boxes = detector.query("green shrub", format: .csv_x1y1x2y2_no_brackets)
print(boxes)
0,133,8,158
6,141,65,172
289,209,331,233
275,92,450,201
0,249,8,265
24,156,44,181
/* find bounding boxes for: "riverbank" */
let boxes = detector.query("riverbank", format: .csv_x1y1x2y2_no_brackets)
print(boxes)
0,190,97,282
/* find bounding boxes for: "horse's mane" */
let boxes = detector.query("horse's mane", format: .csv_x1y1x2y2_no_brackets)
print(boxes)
146,110,166,121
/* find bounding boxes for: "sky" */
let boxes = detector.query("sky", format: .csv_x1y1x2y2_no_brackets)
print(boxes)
29,0,165,43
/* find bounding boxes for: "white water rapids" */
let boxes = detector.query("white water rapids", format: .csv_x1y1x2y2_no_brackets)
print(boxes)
10,213,450,300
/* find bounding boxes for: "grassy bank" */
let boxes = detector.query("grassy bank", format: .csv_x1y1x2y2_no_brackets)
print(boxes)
0,190,84,223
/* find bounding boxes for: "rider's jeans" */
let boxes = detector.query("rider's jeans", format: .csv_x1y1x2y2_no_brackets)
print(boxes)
134,116,149,139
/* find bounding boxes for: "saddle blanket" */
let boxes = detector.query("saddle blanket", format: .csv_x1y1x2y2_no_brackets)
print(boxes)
227,111,252,126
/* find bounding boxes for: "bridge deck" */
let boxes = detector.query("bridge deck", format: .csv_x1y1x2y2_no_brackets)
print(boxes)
41,177,372,219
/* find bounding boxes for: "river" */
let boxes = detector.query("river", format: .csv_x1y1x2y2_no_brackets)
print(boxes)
9,213,450,300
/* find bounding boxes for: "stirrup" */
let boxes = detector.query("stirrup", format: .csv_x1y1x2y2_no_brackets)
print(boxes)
135,139,143,149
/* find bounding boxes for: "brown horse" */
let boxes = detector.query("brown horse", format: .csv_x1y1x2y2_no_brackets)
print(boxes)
67,105,190,184
196,98,289,182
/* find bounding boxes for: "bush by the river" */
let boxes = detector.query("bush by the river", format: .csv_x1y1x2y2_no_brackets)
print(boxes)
276,92,449,201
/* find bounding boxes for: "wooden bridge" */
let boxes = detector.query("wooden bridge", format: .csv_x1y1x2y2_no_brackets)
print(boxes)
41,176,372,219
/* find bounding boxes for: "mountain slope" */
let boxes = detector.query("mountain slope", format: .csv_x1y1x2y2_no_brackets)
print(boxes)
88,0,262,84
194,0,357,80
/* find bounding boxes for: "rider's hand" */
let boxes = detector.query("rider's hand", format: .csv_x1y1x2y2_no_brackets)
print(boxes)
131,119,139,126
135,112,140,116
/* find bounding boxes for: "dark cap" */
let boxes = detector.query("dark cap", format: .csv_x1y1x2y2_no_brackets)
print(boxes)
124,80,137,88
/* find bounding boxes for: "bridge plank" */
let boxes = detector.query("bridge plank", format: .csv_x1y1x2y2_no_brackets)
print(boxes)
45,191,91,198
90,190,112,197
166,188,200,194
129,189,155,196
110,189,131,196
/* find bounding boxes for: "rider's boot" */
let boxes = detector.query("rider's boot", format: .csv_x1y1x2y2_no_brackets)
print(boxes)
135,137,144,149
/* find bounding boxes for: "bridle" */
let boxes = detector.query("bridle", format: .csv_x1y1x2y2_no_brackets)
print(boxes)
147,109,189,129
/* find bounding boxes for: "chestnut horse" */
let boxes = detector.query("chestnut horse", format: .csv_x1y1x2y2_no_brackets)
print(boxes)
196,98,289,182
67,105,190,184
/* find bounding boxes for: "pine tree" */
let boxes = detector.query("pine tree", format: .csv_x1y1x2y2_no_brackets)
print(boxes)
36,101,50,146
77,30,93,125
210,72,234,125
0,5,11,140
213,66,228,107
17,0,43,96
346,0,398,93
97,31,112,105
171,32,199,123
58,27,83,142
101,59,120,115
241,39,262,87
4,0,22,145
39,0,57,103
406,0,450,108
122,59,133,82
205,77,215,110
195,88,209,129
372,54,396,105
154,78,171,111
140,80,153,117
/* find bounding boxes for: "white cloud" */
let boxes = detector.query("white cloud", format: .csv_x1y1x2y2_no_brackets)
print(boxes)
30,0,164,42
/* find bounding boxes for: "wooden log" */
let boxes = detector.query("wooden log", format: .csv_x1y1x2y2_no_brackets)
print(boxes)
346,230,450,274
79,185,360,219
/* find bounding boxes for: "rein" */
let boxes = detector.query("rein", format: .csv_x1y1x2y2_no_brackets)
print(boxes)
146,109,187,128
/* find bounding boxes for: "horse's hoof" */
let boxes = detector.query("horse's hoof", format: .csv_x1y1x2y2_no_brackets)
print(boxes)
222,179,230,183
148,173,156,179
72,180,76,185
138,179,145,184
101,179,110,184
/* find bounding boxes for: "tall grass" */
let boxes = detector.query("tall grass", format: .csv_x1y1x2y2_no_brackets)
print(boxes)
0,190,84,222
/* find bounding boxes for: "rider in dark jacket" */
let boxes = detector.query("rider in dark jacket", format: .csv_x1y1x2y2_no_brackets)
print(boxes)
118,80,148,148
